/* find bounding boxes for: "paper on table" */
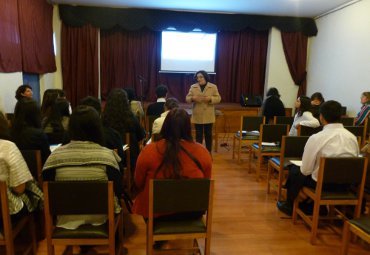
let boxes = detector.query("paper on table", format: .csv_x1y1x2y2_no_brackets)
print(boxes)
290,160,302,167
261,142,277,146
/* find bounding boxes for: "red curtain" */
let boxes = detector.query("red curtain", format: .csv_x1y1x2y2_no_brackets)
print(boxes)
100,28,268,103
100,28,160,101
216,29,269,102
0,0,55,73
281,32,308,96
61,23,99,107
0,0,22,72
18,0,56,73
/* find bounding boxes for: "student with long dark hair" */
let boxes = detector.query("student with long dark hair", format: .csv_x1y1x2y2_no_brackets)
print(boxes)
133,108,212,218
261,87,286,124
289,96,320,136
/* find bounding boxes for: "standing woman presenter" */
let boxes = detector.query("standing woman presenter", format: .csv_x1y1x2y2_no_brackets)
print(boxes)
186,70,221,153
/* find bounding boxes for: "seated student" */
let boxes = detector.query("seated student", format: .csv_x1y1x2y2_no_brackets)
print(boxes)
124,87,144,119
289,96,320,136
102,89,145,172
15,84,33,101
310,92,325,120
260,87,285,124
152,97,179,135
80,96,125,168
354,91,370,126
42,105,122,230
277,100,359,216
0,111,42,219
146,84,168,117
11,98,51,164
133,108,212,219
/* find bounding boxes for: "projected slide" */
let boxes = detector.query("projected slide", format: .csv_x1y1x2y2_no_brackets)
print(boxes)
160,31,217,73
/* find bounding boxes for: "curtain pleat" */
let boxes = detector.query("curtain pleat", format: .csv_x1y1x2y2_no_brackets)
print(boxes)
281,32,308,96
0,0,22,72
61,23,99,107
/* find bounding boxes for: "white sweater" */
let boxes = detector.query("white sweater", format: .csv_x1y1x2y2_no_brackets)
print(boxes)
289,111,320,136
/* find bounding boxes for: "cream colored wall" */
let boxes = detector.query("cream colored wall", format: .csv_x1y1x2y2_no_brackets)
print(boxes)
264,27,299,112
0,72,23,113
307,0,370,117
39,5,63,94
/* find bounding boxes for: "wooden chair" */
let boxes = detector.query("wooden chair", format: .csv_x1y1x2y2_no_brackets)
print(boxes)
344,125,366,147
232,116,265,163
250,124,289,181
123,133,132,198
267,136,310,201
297,125,323,136
341,216,370,255
273,116,294,126
147,179,214,255
339,117,355,126
43,181,124,255
0,181,37,255
292,157,368,244
20,150,43,187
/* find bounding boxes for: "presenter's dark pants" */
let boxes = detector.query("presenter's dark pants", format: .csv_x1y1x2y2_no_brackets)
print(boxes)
194,123,213,153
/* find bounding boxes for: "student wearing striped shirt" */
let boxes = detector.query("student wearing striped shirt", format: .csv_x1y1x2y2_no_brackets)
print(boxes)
355,91,370,126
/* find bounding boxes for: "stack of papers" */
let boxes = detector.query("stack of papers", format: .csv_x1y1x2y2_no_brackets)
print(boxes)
237,130,260,136
289,160,302,166
122,144,129,151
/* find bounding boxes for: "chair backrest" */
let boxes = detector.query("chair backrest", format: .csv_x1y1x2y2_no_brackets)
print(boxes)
320,157,367,187
281,136,310,158
340,117,355,126
297,125,323,136
20,149,42,186
259,124,289,145
0,181,36,255
44,181,110,215
344,126,366,146
240,116,265,132
150,179,212,214
273,116,294,126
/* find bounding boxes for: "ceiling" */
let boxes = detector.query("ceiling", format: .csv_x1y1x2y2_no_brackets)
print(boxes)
50,0,359,18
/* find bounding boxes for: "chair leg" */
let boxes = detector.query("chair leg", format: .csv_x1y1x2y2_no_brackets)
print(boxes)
232,137,236,159
340,221,351,255
237,140,242,163
310,202,321,245
204,236,211,255
277,168,284,201
292,198,299,224
29,216,37,255
256,153,262,181
147,225,153,255
267,163,271,194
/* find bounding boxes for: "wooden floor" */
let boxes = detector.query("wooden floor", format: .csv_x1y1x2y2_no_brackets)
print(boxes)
34,135,370,255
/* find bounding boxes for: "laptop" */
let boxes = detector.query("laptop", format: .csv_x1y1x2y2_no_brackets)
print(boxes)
240,94,262,107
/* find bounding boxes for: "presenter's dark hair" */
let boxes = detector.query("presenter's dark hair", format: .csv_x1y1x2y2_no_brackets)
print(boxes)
194,70,210,83
319,100,342,123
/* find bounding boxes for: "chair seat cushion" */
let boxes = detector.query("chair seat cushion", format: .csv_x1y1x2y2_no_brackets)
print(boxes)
270,157,280,166
52,223,108,238
350,217,370,234
303,187,358,200
153,218,206,234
